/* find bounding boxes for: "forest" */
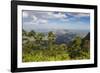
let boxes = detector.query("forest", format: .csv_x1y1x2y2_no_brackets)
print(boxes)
22,29,90,62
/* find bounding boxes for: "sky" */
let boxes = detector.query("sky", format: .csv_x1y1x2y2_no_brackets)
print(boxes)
22,10,90,31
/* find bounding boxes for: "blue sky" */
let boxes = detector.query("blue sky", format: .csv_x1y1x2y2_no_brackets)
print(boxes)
22,10,90,31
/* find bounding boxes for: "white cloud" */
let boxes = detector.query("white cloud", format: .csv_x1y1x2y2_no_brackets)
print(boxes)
67,13,90,18
32,15,37,21
23,11,69,30
23,11,90,31
24,18,48,25
77,13,90,17
53,13,67,18
38,19,48,24
45,12,67,19
23,11,29,18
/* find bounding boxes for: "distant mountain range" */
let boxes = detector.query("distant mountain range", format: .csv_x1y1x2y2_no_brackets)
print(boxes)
24,29,89,44
55,33,76,44
55,31,89,44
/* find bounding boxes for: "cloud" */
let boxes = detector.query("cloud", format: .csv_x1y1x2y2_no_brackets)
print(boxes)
32,15,37,21
77,13,90,17
67,12,90,18
22,10,90,31
46,12,67,19
38,19,48,24
23,11,67,25
23,11,29,18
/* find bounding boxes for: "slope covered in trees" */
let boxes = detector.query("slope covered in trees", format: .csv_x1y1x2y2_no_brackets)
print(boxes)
22,30,90,62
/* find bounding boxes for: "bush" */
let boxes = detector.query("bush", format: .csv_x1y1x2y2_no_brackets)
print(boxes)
22,30,90,62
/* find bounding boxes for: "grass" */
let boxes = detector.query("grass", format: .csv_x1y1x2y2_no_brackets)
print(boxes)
22,49,70,62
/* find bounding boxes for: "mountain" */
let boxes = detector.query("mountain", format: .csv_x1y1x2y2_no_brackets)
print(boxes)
23,29,89,44
56,31,89,44
81,32,90,49
55,33,77,44
83,32,90,40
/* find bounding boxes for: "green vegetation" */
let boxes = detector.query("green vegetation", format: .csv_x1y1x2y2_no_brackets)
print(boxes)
22,29,90,62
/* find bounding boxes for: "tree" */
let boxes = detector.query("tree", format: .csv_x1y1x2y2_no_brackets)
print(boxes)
59,44,67,50
68,36,82,59
22,41,34,54
34,33,45,45
73,36,82,46
81,39,90,59
82,40,90,51
22,29,27,36
47,31,56,50
28,30,36,37
22,29,29,43
48,31,56,43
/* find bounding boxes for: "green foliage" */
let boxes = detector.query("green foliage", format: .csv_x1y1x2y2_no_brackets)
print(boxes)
22,30,90,62
48,32,56,44
72,36,82,46
28,30,36,37
22,29,27,36
68,36,82,58
59,44,67,50
47,31,56,50
22,49,70,62
33,33,45,46
22,41,34,53
67,36,90,60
